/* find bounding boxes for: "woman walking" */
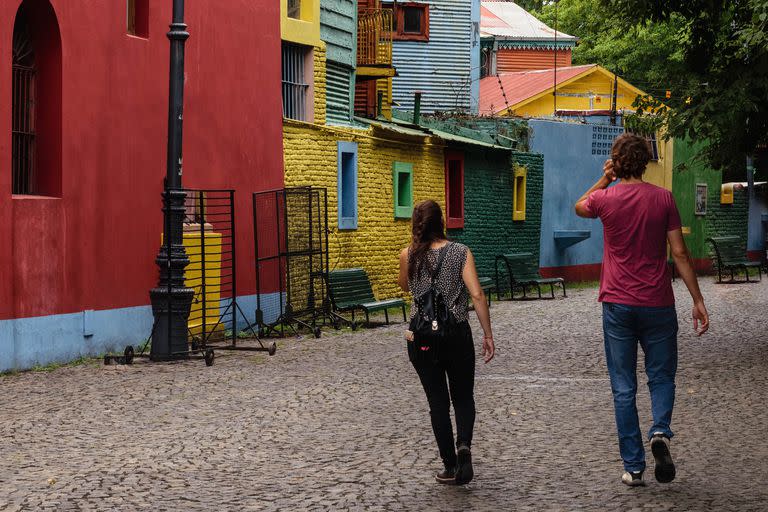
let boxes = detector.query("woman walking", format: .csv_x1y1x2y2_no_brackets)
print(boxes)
398,200,495,485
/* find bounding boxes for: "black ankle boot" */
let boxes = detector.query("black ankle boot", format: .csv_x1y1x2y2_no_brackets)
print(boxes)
455,445,473,485
435,464,457,484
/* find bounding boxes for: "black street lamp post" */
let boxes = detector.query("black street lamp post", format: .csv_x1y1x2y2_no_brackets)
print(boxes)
149,0,194,360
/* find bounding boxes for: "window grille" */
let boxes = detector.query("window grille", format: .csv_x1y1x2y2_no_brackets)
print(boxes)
403,7,422,33
282,43,310,121
12,13,36,195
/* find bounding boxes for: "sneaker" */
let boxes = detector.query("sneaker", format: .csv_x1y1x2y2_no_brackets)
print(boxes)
650,433,676,483
435,466,456,485
455,445,474,485
621,470,646,487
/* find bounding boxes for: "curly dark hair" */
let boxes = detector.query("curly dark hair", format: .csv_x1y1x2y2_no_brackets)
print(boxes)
408,200,447,280
611,133,652,180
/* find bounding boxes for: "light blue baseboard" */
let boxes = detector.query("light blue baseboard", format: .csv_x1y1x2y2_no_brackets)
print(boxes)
0,292,283,372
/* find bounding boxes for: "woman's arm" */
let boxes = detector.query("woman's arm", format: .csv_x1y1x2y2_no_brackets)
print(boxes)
398,248,409,292
462,249,494,363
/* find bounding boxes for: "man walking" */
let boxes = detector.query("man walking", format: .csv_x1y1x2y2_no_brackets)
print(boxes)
575,133,710,486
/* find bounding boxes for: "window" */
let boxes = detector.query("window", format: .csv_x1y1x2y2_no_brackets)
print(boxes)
127,0,149,38
512,165,527,221
287,0,301,19
393,162,414,218
282,42,312,121
445,151,464,229
383,2,429,41
624,126,659,161
12,1,61,197
337,142,358,230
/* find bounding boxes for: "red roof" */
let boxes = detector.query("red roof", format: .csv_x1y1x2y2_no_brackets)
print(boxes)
479,65,596,115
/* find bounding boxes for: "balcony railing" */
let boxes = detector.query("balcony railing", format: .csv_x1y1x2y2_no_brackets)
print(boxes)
357,9,393,67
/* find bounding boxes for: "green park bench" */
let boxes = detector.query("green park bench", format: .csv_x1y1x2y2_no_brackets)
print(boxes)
495,252,566,299
326,268,407,328
707,236,762,283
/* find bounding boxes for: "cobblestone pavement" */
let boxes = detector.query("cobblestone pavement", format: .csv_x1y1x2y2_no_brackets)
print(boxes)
1,279,767,511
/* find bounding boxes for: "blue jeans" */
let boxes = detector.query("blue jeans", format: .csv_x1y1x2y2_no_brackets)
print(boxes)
602,302,678,472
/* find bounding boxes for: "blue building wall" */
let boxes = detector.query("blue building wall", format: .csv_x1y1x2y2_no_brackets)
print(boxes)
747,184,768,253
530,119,623,277
391,0,479,113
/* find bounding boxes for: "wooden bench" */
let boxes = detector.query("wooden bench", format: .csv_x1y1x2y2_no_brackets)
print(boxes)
326,268,407,327
495,252,566,299
707,236,762,283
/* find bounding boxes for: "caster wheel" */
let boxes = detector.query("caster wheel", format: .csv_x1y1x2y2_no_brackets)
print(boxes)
124,346,134,365
313,327,321,339
331,320,340,330
104,355,111,366
204,349,215,367
190,340,199,351
350,322,358,331
268,342,277,356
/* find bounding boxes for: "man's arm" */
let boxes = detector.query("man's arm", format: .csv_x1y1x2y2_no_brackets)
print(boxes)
575,159,616,218
668,229,710,335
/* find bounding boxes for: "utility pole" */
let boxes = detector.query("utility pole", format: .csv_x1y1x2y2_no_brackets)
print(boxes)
149,0,194,361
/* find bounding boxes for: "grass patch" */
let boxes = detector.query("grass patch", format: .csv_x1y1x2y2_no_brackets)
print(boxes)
1,355,100,377
566,280,600,290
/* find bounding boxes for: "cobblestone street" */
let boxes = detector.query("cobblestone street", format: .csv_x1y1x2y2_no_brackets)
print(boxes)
1,279,767,511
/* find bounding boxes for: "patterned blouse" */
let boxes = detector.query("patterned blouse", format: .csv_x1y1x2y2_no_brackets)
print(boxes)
407,242,470,323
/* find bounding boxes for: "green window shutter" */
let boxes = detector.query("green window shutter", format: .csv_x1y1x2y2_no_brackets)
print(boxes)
326,62,352,125
393,162,413,219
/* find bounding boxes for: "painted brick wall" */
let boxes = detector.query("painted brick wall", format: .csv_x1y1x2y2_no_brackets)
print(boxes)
283,121,446,300
707,187,749,246
448,151,544,278
313,45,327,125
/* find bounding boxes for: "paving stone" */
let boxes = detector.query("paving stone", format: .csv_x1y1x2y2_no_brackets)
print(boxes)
0,279,766,511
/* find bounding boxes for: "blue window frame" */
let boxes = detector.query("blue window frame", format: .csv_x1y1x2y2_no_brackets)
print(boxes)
337,141,358,229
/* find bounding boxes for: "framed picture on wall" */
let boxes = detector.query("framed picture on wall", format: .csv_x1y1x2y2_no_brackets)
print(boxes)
695,183,708,216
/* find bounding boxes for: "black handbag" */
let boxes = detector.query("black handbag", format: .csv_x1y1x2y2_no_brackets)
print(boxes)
407,243,455,364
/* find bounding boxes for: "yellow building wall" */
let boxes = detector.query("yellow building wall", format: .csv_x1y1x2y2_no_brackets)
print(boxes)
513,78,642,118
644,137,674,191
283,120,446,300
313,46,327,125
281,0,322,47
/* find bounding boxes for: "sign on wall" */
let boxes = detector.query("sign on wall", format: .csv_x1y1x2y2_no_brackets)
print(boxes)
695,183,708,216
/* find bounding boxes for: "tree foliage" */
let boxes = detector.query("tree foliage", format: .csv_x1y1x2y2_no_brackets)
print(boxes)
535,0,687,91
599,0,768,170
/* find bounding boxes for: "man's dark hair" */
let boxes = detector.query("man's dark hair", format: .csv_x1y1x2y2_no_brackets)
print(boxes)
611,133,652,179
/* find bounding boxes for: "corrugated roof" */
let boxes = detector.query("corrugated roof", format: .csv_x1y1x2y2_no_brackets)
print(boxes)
480,1,576,41
354,116,512,151
479,65,596,115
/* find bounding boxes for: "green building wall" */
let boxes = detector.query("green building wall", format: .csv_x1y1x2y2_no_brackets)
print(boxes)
449,150,544,279
672,139,749,267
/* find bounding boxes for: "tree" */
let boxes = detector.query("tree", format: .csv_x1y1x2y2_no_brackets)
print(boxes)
534,0,688,97
600,0,768,170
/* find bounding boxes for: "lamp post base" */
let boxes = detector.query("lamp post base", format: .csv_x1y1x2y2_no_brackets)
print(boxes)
149,285,194,360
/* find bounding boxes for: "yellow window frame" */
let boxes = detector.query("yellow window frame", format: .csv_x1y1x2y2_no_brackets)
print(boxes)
513,165,527,221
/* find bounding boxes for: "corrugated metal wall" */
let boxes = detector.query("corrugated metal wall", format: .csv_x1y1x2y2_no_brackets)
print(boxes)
496,48,572,73
391,0,477,114
321,0,356,124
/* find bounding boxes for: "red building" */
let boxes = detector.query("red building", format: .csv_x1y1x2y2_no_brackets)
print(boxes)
0,0,284,370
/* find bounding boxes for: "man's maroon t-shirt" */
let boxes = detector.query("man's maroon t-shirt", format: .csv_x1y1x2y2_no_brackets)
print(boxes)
584,182,682,307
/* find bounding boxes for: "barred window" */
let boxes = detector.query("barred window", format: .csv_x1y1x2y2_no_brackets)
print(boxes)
12,11,36,195
281,43,311,122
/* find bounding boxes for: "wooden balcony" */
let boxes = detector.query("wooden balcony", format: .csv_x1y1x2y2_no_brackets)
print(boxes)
357,9,396,81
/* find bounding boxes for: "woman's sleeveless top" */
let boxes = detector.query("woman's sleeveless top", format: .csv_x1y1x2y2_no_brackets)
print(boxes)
407,242,470,323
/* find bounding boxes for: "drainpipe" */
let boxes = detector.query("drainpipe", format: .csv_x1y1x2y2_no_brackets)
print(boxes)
413,92,422,125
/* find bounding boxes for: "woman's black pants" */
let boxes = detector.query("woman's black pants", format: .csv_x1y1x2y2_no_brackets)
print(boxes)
411,322,476,469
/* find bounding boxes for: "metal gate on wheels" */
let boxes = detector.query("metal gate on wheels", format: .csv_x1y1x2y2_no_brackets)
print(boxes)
104,189,275,366
253,186,332,338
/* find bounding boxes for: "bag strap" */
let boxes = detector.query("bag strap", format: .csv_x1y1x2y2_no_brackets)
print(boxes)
431,243,451,286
